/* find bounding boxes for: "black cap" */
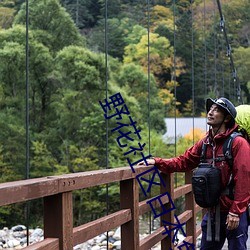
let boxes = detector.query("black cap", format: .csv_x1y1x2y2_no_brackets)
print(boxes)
206,97,237,119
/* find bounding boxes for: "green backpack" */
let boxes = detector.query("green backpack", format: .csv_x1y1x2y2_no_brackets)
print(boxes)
235,105,250,142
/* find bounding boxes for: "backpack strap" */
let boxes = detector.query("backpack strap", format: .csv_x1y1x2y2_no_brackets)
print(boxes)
223,131,242,169
223,132,242,200
200,142,208,163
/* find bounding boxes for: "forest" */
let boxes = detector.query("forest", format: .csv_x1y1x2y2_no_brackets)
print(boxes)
0,0,249,227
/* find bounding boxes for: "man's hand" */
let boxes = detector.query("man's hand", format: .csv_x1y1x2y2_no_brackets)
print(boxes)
137,159,155,166
226,213,240,230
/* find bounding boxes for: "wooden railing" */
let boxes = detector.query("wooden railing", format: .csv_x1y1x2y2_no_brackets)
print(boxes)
0,165,203,250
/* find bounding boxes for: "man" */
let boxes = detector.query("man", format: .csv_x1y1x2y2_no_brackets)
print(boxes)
138,97,250,250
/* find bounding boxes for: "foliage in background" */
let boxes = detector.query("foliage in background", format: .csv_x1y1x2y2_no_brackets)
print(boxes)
0,0,249,227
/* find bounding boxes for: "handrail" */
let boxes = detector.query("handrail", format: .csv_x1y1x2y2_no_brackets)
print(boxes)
0,165,203,249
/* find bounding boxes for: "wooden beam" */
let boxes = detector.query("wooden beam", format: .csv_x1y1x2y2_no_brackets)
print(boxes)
57,165,152,192
0,165,153,206
160,173,175,250
22,238,59,250
120,178,139,250
173,184,192,199
139,193,169,216
44,192,73,250
0,177,59,206
185,171,196,246
73,209,131,245
140,226,166,250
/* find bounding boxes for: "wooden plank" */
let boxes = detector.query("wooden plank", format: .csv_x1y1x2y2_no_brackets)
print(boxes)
173,184,192,199
160,173,175,250
57,165,152,192
139,210,191,250
44,192,73,250
185,172,197,245
139,184,192,216
175,236,193,249
139,193,169,216
120,178,139,250
195,204,203,213
22,238,59,250
0,177,59,206
140,226,167,250
196,225,202,238
73,209,131,245
0,165,153,206
177,210,192,224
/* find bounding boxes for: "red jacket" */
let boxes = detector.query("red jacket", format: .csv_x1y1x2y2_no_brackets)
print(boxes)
154,124,250,216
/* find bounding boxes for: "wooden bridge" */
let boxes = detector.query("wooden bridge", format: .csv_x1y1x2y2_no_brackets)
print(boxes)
0,164,206,250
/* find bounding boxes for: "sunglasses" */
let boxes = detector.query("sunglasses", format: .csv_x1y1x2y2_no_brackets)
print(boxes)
215,99,227,108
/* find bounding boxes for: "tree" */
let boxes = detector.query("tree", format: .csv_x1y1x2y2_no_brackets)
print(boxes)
86,17,139,60
30,141,58,177
0,6,15,29
149,5,174,33
51,46,141,166
116,63,166,132
124,32,185,87
14,0,84,52
0,25,56,132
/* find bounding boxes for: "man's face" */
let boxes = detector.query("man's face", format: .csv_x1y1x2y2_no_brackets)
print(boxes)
207,104,226,127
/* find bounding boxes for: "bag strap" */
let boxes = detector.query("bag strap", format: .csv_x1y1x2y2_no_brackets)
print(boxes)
200,142,208,163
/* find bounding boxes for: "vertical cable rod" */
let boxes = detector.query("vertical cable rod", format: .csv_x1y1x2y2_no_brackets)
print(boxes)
203,0,207,98
213,0,217,94
76,0,79,27
147,0,152,234
173,0,176,155
104,0,109,247
147,0,151,172
216,0,241,103
172,0,177,189
25,0,30,245
191,0,195,145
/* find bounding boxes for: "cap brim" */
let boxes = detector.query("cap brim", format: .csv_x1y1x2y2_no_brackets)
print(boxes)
206,98,215,113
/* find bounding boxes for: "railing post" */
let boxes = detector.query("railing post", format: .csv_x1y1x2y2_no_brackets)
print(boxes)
160,173,175,250
120,178,139,250
44,192,73,250
185,171,196,246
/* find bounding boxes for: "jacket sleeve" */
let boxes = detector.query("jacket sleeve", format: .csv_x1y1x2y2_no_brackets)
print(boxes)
229,136,250,215
154,140,203,174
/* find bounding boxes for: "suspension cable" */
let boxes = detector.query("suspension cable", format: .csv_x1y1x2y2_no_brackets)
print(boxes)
147,1,151,176
104,0,109,247
218,33,225,96
216,0,242,104
204,0,207,98
147,0,152,234
213,0,217,94
25,0,30,245
172,0,177,189
191,0,195,144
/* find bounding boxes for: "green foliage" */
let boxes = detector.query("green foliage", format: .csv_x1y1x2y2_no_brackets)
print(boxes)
14,0,85,52
30,141,56,177
86,17,138,60
0,7,15,29
115,63,165,132
61,0,101,29
0,112,26,181
0,40,26,103
0,0,249,229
